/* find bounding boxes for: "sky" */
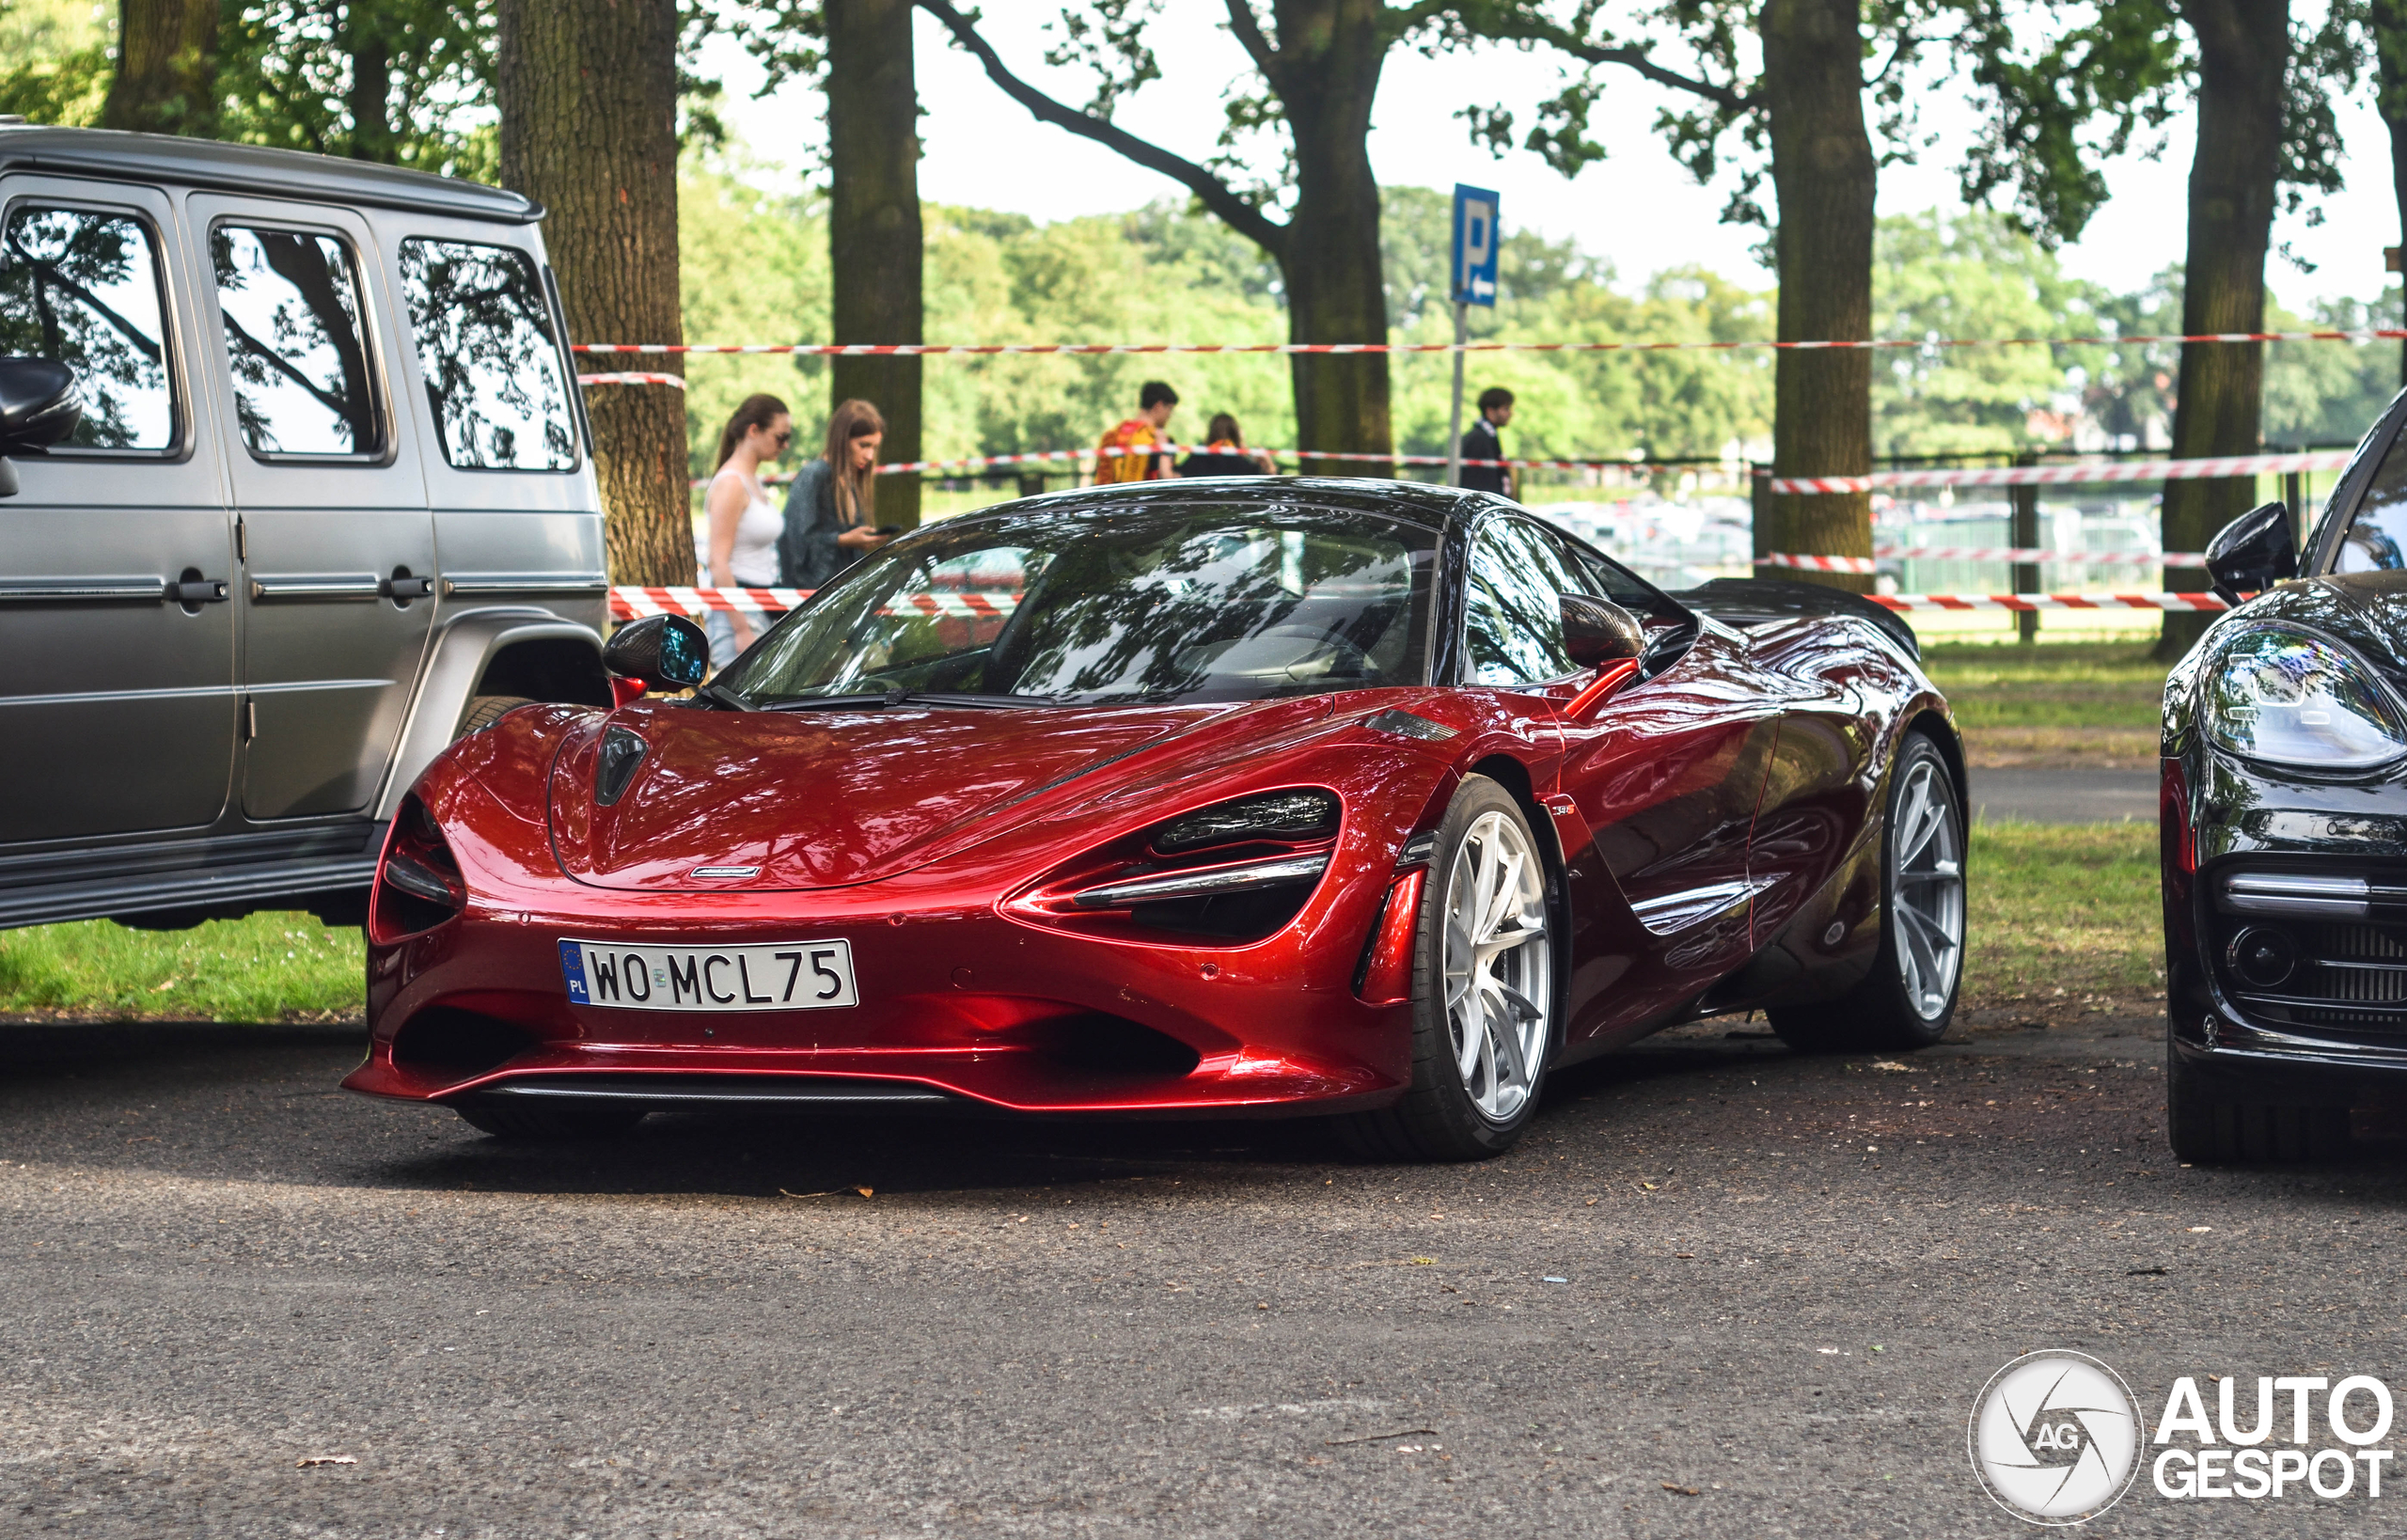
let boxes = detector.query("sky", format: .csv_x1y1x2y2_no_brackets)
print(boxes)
700,5,2400,318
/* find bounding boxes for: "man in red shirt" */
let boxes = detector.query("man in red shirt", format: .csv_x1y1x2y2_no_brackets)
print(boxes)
1095,381,1179,483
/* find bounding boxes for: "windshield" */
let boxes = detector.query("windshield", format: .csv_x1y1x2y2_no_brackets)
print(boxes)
720,503,1438,707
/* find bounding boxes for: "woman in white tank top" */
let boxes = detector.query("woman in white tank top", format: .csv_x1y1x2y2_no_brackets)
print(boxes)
703,395,794,660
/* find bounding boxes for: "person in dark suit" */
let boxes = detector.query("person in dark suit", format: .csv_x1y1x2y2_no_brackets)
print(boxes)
1459,386,1515,498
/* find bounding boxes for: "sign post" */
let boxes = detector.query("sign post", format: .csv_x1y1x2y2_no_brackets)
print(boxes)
1447,184,1500,488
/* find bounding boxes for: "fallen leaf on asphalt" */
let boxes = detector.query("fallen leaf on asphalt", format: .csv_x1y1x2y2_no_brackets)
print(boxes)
1675,1252,1693,1259
296,1455,355,1468
1871,1061,1910,1072
2188,1226,2211,1234
856,1186,873,1198
1661,1482,1700,1496
2127,1266,2169,1276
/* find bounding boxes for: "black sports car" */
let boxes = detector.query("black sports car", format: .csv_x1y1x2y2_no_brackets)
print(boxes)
2163,397,2407,1161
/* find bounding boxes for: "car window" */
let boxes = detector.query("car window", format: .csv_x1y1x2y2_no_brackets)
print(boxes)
211,225,381,458
724,505,1434,707
397,237,576,472
1463,517,1588,685
0,205,175,451
2337,426,2407,572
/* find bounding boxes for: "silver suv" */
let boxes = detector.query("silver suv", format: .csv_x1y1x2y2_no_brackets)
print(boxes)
0,128,613,932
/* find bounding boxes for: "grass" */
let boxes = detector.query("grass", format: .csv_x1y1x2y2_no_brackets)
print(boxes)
0,825,2159,1024
0,911,364,1022
1965,822,2162,1005
1922,641,2171,732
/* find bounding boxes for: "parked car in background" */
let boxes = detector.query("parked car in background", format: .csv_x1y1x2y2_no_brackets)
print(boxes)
0,126,615,934
2163,386,2407,1161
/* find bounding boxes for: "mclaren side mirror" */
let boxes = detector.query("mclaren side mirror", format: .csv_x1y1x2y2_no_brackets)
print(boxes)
0,357,82,497
604,614,710,691
2205,501,2297,605
1561,591,1646,669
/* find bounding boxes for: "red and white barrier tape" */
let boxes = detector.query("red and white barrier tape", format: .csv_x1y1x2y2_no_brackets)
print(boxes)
1766,449,2351,495
610,586,1020,621
577,371,685,387
1869,592,2228,613
572,328,2407,356
1760,548,2207,572
608,583,2226,622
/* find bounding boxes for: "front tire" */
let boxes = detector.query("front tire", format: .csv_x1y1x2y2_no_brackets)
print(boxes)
1770,731,1965,1053
2165,1039,2348,1163
456,694,537,739
1340,776,1557,1161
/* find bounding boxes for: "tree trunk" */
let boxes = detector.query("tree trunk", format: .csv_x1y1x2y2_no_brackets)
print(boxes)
347,26,395,164
2160,0,2287,660
496,0,689,588
1756,0,1876,593
1271,0,1392,474
826,0,923,529
2374,0,2407,386
100,0,219,135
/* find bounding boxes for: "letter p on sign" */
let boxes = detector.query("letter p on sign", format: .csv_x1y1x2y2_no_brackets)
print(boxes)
1453,184,1500,306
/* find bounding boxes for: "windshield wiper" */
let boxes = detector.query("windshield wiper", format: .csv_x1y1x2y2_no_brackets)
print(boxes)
761,692,891,713
893,691,1059,709
761,689,1059,713
693,681,752,711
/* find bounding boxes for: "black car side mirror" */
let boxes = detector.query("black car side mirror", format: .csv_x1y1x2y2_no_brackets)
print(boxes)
1561,592,1646,668
2205,500,2297,605
0,357,82,497
604,614,710,690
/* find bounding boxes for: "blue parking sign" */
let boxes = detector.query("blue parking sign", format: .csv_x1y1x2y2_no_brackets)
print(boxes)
1452,184,1500,306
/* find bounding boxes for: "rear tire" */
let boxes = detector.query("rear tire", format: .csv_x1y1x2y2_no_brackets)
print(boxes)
1770,732,1965,1053
2165,1038,2347,1163
453,1101,647,1141
1338,776,1557,1162
456,694,537,738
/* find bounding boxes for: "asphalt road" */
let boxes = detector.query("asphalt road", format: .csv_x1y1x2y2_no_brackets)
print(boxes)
6,1002,2404,1538
1970,766,2158,825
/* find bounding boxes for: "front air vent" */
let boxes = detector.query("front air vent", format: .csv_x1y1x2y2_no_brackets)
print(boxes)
595,726,648,806
2211,870,2407,1031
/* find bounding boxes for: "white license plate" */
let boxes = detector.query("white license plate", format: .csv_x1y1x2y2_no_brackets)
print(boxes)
558,938,857,1012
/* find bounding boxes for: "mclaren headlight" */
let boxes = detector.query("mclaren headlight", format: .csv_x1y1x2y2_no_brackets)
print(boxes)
2203,627,2407,771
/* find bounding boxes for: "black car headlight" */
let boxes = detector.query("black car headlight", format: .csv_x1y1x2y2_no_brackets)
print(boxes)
1151,790,1339,854
2202,627,2407,772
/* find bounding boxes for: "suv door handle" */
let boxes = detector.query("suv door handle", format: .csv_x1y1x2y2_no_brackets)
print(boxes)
169,577,229,604
382,575,435,600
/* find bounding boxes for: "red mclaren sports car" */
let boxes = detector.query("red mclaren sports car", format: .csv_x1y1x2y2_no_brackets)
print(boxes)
345,479,1967,1159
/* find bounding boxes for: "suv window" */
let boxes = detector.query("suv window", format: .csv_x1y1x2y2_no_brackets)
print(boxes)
1464,516,1589,685
397,237,575,472
211,225,382,458
0,205,175,451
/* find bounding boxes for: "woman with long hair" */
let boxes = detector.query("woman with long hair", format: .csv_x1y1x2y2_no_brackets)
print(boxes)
1174,412,1278,478
703,393,792,659
777,398,891,588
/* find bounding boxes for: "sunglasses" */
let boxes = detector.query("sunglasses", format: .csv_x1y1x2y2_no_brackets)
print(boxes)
769,429,794,446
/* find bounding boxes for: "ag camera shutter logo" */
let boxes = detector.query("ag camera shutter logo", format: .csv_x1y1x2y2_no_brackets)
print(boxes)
1969,1350,2145,1524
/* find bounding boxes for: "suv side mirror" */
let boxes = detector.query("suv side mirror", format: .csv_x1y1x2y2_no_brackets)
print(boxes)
604,614,710,690
1561,591,1646,668
2205,500,2297,605
0,357,82,496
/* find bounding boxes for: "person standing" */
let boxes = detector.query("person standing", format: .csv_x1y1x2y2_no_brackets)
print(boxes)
1094,381,1179,482
1175,413,1278,477
702,394,793,662
1459,386,1515,498
778,398,892,590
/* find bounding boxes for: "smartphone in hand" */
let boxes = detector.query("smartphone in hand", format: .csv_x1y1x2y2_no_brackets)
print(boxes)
873,525,904,536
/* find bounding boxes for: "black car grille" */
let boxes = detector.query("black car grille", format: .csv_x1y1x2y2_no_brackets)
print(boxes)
2210,867,2407,1033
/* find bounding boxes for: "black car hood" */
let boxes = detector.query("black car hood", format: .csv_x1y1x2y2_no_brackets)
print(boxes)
2238,574,2407,684
1671,577,1921,659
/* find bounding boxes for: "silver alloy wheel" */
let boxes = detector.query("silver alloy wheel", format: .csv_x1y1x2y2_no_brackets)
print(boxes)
1440,808,1552,1122
1891,752,1966,1019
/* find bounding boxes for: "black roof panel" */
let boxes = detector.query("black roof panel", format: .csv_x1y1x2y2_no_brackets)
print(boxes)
0,126,538,225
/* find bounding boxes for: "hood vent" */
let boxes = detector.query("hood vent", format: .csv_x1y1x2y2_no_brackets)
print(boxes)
594,727,648,807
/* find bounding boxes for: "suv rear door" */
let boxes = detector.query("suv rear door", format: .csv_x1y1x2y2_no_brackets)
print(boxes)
0,177,237,843
188,194,437,820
